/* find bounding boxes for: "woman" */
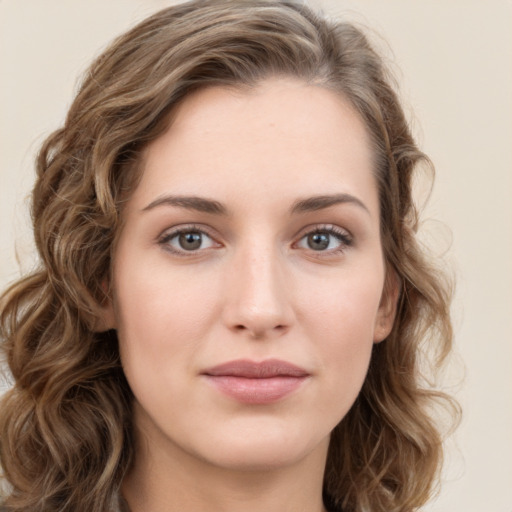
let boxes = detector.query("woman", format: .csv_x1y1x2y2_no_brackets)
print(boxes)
0,1,459,511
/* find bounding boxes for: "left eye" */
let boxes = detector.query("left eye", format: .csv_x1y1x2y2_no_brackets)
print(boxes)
161,230,216,252
296,229,351,252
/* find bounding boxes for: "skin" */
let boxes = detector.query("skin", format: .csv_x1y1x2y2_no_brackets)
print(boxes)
103,78,397,512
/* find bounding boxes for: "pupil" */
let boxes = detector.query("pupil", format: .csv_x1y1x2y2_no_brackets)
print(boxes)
179,232,202,250
308,232,329,250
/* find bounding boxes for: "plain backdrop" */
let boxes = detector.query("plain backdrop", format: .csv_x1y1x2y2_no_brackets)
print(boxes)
1,1,511,511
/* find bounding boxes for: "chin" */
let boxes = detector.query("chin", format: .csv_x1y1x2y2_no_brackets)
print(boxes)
189,422,331,472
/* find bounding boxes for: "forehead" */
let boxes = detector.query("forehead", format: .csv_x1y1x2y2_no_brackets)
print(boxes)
133,78,378,215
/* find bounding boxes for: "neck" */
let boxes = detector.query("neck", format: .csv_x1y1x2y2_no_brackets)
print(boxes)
122,416,330,512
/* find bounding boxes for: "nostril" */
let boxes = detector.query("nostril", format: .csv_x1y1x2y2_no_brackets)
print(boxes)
232,323,287,338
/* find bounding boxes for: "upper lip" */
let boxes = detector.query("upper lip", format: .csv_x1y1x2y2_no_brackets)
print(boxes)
201,359,310,378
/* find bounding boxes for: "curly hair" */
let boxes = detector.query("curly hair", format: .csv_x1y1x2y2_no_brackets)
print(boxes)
0,1,459,511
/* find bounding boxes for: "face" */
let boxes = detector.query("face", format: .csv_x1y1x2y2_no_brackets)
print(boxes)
106,78,396,472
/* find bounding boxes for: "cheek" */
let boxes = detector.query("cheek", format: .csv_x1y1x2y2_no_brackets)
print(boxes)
300,263,384,345
112,262,222,427
112,255,222,389
298,267,384,407
114,254,216,338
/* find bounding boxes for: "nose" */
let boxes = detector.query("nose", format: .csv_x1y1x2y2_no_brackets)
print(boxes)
222,243,294,339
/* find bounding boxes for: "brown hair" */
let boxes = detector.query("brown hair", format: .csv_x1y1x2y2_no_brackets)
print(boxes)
0,1,459,511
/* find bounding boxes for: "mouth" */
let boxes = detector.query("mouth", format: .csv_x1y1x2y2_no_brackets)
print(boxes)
201,359,310,404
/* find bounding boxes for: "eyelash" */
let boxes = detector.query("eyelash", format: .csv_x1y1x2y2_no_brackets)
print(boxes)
158,224,219,256
157,224,353,257
294,225,353,256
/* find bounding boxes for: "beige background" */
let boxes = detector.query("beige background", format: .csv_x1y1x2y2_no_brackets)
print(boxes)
1,1,511,511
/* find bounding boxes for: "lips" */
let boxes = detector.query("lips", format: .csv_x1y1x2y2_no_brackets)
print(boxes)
201,359,310,404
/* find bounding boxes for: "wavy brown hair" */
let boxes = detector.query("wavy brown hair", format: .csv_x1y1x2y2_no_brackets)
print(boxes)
0,1,459,511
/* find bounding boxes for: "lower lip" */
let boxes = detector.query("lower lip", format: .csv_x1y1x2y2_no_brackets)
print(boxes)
203,375,307,404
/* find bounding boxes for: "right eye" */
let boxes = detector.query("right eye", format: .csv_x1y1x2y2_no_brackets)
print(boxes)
159,227,219,255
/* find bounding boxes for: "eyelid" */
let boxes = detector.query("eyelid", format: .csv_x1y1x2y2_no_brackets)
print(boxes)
294,223,352,240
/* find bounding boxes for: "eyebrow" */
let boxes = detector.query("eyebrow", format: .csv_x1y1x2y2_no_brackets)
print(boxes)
290,193,370,215
142,195,228,215
141,192,369,216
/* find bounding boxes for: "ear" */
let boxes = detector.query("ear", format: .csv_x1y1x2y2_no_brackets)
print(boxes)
373,269,400,343
93,280,117,332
